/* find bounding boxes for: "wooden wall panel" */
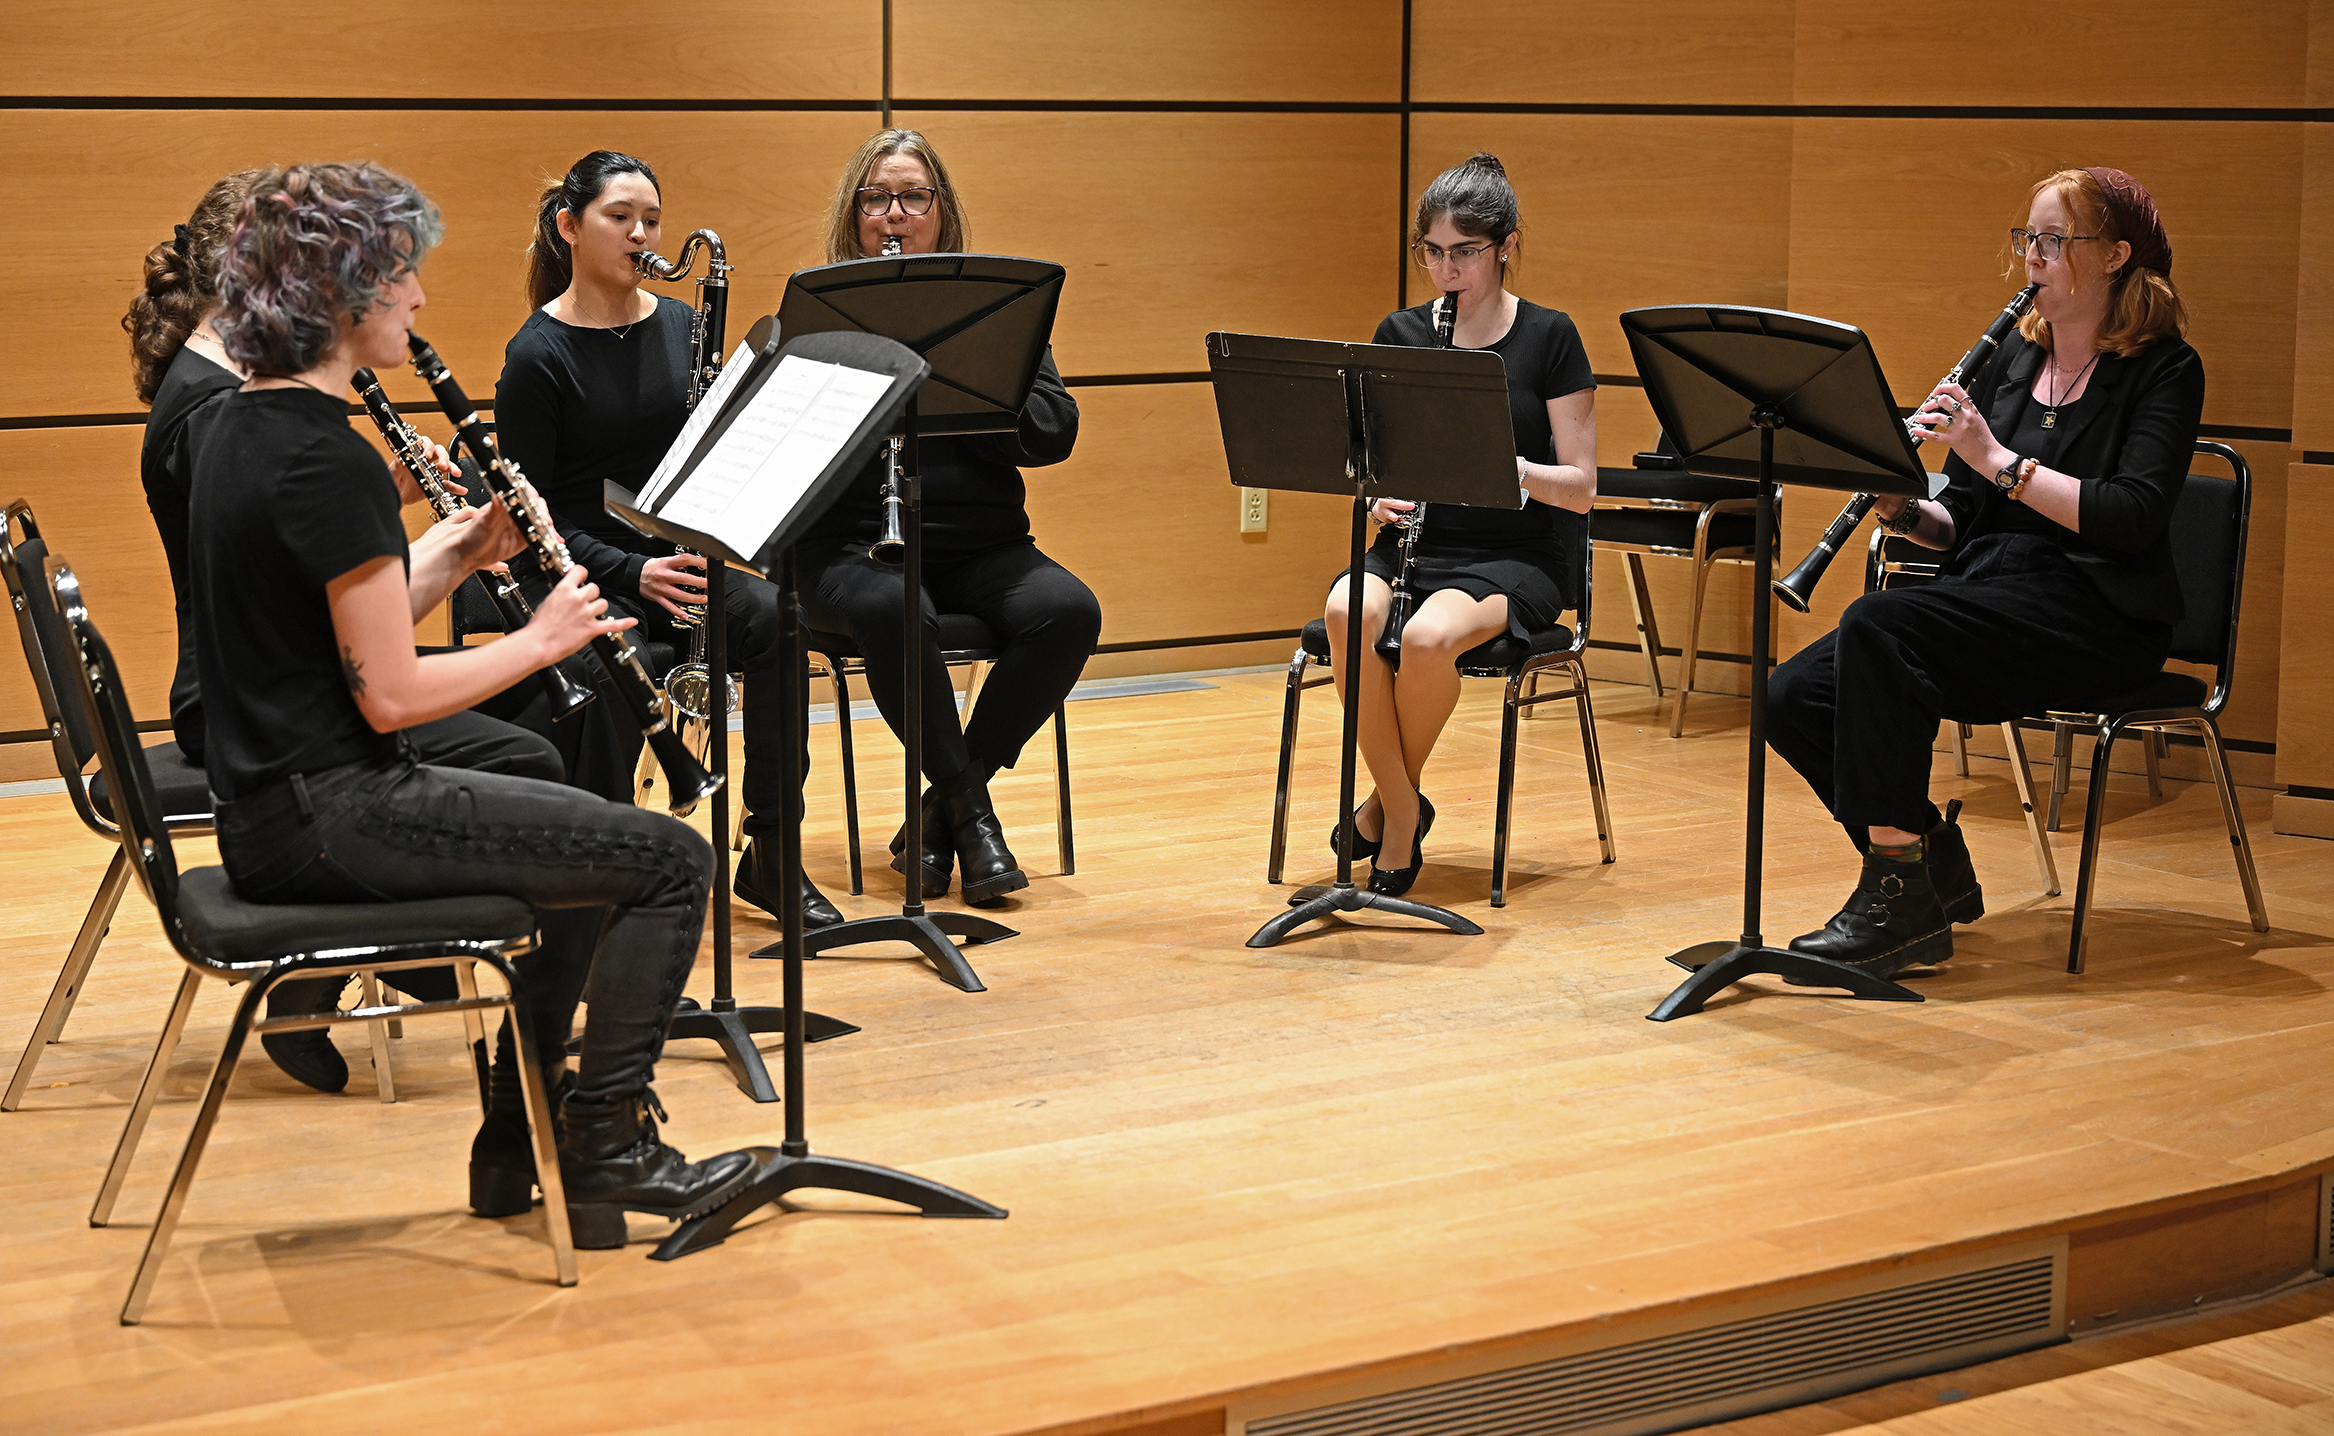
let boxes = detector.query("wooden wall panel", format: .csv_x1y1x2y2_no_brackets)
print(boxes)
2276,464,2334,791
1791,0,2310,108
1403,117,1794,378
1,109,878,422
1409,0,1796,105
1785,118,2302,432
892,1,1400,103
1027,383,1349,647
1,1,881,100
2295,125,2334,454
890,111,1399,376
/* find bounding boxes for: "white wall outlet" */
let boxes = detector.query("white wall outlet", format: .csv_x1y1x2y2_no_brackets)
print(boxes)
1239,486,1268,533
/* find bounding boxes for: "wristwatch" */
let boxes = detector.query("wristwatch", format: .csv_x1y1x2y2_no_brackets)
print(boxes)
1993,455,2039,502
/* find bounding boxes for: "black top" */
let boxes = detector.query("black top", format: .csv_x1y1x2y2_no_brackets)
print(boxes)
187,387,408,801
1937,333,2204,624
807,349,1080,559
1972,388,2088,543
494,295,696,602
140,346,242,763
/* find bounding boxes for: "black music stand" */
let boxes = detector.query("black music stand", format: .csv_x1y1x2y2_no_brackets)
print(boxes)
757,254,1066,993
1208,331,1518,948
1617,305,1935,1021
612,328,1006,1253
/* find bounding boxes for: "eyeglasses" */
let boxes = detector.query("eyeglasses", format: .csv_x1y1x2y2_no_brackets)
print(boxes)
2010,228,2099,262
1413,240,1496,268
857,186,939,218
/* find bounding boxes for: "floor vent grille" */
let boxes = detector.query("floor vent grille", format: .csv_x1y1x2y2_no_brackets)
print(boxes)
1236,1250,2063,1436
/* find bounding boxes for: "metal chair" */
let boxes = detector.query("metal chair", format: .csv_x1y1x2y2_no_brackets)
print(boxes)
805,615,1074,896
1266,518,1616,907
47,559,576,1324
1,499,220,1110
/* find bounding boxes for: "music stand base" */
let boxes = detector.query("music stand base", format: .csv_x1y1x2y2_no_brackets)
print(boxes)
1646,940,1924,1021
666,996,862,1103
773,912,1016,993
1248,882,1484,948
650,1144,1007,1261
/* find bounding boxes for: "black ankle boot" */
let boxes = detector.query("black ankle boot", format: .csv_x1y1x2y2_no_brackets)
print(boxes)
260,974,353,1093
556,1089,757,1249
1788,849,1953,980
733,839,844,929
1926,799,1985,925
888,782,953,898
469,1022,574,1218
944,774,1026,907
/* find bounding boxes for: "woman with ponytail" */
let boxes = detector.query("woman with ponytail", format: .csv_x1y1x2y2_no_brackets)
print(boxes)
1320,152,1598,898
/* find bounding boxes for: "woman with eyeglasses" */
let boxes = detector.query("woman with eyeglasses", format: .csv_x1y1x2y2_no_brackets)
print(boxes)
797,128,1096,908
1766,167,2200,980
1320,152,1597,897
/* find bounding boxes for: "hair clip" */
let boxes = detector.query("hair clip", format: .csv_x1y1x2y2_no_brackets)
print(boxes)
172,223,191,259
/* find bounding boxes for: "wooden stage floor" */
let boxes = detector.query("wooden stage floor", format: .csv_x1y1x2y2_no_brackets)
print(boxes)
5,672,2331,1435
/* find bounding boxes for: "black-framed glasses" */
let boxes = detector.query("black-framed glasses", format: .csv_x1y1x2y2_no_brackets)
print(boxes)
857,186,939,217
2010,227,2099,262
1412,239,1496,268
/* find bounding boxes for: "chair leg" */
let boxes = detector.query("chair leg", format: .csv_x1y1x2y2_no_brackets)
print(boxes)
358,973,395,1105
2143,729,2164,799
1052,702,1074,876
507,987,579,1289
1670,548,1716,740
1952,722,1970,778
4,845,131,1111
120,976,269,1325
1571,668,1618,865
830,662,863,896
1268,646,1309,885
1492,674,1522,907
2003,722,2060,896
1623,552,1663,699
961,659,988,716
2047,721,2073,831
91,967,202,1228
2193,720,2270,933
2065,724,2120,975
456,961,491,1115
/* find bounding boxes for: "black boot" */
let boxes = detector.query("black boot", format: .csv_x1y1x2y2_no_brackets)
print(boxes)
943,771,1027,907
469,1020,574,1218
556,1089,757,1249
887,782,953,898
259,974,352,1093
733,838,844,929
1788,847,1953,981
1927,799,1985,925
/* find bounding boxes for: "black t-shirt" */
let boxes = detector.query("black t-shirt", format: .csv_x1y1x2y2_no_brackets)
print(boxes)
1963,383,2090,545
187,387,408,801
1371,298,1596,554
494,295,696,602
141,346,242,763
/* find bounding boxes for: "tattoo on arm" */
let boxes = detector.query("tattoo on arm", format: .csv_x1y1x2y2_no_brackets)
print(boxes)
340,645,367,700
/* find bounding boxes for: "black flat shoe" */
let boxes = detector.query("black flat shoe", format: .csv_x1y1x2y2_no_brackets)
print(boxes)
1364,797,1434,898
259,974,352,1093
733,839,845,930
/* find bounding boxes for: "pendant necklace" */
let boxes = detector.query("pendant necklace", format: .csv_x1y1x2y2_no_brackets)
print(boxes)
2042,350,2099,429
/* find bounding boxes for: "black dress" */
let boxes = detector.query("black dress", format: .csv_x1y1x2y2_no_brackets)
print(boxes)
1351,299,1596,637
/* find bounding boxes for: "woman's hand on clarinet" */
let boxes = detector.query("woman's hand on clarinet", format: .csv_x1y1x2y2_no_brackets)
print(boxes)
526,565,633,663
1370,498,1418,526
639,552,709,620
1907,381,2005,470
425,498,525,572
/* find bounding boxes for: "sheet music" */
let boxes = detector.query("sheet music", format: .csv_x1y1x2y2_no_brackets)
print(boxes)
655,355,892,558
638,337,760,509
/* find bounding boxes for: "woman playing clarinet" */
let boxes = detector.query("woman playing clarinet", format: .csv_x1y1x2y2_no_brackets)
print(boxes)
1322,153,1598,896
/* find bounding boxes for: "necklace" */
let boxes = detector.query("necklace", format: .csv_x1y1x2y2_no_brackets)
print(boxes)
2042,349,2100,429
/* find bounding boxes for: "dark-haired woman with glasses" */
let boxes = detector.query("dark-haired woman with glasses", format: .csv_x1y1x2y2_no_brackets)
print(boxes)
1320,152,1598,897
798,128,1097,908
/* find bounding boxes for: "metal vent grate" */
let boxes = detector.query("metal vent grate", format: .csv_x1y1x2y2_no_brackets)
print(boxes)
1242,1254,2060,1436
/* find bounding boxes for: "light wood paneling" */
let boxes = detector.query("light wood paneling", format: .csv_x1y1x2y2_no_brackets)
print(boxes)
1785,119,2302,433
0,1,880,100
2295,125,2334,454
1791,0,2311,108
892,0,1400,103
1404,117,1794,379
1410,0,1797,106
2276,463,2334,790
2,108,878,421
890,111,1400,376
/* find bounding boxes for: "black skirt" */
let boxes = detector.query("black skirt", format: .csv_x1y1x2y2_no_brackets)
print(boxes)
1340,527,1571,640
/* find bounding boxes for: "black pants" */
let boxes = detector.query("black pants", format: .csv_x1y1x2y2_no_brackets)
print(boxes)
801,540,1100,784
1768,536,2170,837
216,732,711,1113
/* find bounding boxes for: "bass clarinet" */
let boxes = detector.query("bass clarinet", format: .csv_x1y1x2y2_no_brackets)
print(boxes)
1771,282,2040,612
349,367,597,722
1373,289,1457,670
405,334,722,815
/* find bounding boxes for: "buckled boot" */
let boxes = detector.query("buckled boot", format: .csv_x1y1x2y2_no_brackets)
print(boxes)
468,1019,575,1218
259,974,353,1093
1926,798,1985,924
887,781,954,898
1787,851,1953,981
944,771,1027,907
733,838,843,928
557,1088,757,1249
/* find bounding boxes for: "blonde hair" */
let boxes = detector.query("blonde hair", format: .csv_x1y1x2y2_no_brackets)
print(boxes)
2012,168,2187,359
823,129,967,265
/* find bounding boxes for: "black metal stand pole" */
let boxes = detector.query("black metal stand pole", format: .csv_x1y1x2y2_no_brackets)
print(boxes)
655,544,1006,1260
783,403,1016,990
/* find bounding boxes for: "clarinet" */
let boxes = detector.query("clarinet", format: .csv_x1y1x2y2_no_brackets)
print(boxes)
1373,290,1457,671
405,334,721,815
349,368,597,723
1771,283,2040,612
868,233,909,565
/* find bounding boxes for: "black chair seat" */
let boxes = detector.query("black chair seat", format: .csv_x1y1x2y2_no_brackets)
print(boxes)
1590,506,1757,552
1594,467,1760,504
89,740,210,824
2083,670,2210,717
174,868,536,964
1298,618,1574,671
808,614,1000,659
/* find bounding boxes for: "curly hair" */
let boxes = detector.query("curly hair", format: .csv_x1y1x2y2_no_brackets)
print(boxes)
823,129,968,265
526,150,660,311
215,162,444,377
122,170,264,404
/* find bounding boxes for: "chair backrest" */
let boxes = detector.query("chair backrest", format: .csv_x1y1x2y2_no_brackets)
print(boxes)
2166,444,2248,708
3,500,115,833
47,558,189,942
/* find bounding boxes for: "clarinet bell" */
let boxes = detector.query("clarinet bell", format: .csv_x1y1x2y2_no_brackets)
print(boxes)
543,658,599,722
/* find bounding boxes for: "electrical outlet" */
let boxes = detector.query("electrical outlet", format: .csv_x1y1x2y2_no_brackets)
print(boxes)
1239,486,1268,533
